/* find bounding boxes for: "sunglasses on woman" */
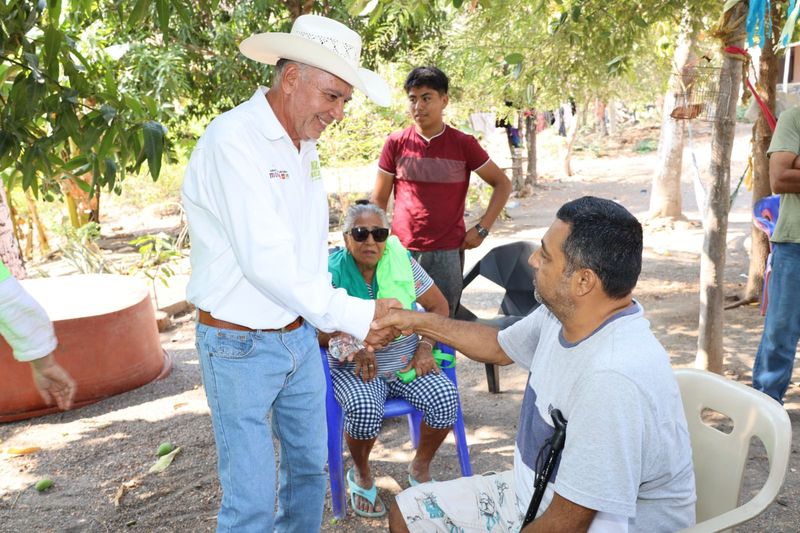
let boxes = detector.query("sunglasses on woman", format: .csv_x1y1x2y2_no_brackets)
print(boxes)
348,226,389,243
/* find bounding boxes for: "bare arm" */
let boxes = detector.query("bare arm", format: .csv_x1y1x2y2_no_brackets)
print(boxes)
521,493,596,533
769,151,800,193
415,283,449,318
372,309,513,365
371,170,395,211
463,160,512,250
405,283,451,377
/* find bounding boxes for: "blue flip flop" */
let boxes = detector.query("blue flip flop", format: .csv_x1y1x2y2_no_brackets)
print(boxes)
347,468,386,518
408,473,436,487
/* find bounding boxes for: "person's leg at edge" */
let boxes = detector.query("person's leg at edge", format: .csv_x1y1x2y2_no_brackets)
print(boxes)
196,324,288,533
345,434,384,514
410,423,451,483
753,242,800,403
333,368,388,514
271,322,328,533
389,503,411,533
392,373,458,483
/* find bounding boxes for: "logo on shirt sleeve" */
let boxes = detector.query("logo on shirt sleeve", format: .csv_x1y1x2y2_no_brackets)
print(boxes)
310,160,322,181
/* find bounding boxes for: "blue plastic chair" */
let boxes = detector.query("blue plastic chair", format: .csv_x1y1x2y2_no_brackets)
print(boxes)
753,195,780,315
320,344,472,519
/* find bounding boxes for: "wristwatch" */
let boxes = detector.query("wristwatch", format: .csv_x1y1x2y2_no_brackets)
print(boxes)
475,223,489,238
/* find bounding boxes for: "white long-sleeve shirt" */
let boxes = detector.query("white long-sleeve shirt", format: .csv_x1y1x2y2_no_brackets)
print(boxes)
0,276,57,362
181,87,375,338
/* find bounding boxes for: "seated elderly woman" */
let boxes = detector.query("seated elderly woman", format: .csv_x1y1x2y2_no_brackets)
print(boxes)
319,202,457,519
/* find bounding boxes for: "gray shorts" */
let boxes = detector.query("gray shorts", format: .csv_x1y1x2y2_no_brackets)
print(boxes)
411,249,464,317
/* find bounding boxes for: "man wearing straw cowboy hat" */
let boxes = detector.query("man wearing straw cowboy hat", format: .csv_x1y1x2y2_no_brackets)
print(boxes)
181,15,402,532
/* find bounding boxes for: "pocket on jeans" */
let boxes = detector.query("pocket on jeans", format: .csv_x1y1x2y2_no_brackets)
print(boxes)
209,330,255,359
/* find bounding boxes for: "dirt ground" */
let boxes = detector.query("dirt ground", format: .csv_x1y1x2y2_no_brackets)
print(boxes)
1,123,798,532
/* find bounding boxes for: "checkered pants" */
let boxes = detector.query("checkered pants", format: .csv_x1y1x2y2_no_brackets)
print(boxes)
330,369,458,440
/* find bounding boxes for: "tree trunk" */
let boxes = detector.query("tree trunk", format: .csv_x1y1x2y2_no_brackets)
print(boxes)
289,0,315,19
511,113,524,191
595,99,608,137
525,112,537,187
562,104,582,177
0,184,26,279
741,2,780,305
649,7,697,219
696,2,746,373
608,100,618,136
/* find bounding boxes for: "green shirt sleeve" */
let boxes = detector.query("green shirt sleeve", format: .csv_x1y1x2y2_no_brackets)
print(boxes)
768,106,800,243
768,106,800,155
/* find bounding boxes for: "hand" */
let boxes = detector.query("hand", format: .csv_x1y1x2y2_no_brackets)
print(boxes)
30,354,76,411
363,323,401,351
374,298,403,319
352,349,378,382
371,308,417,337
461,226,486,250
401,341,438,378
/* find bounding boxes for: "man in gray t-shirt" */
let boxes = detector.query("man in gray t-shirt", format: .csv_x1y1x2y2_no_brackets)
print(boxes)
375,196,696,533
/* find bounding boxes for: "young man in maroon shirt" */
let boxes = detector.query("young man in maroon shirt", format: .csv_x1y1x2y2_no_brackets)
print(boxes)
371,66,512,316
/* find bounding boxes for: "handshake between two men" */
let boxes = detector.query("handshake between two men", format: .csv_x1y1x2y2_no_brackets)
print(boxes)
363,299,493,364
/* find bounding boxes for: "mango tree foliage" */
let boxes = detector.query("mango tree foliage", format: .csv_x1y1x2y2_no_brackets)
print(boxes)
0,0,171,206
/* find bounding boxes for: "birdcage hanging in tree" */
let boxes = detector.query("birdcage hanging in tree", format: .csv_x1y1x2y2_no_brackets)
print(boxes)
670,65,733,122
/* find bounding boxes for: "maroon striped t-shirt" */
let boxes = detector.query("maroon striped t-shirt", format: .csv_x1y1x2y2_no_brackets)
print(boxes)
378,124,490,251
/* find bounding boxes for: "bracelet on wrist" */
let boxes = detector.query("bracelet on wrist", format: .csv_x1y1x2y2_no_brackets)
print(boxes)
418,338,435,350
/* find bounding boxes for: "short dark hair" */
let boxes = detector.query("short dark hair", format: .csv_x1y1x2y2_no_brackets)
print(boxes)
556,196,643,298
404,66,449,94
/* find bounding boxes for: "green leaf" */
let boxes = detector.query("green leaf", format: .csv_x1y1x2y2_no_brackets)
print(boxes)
58,104,81,139
452,0,464,7
633,15,648,28
100,105,116,125
71,175,92,193
571,5,581,22
172,0,191,26
348,0,371,17
48,0,62,25
124,95,144,115
505,53,524,65
142,121,164,180
104,157,117,189
156,0,170,37
23,53,44,83
129,0,150,31
0,131,16,163
22,158,38,192
98,127,116,158
43,26,62,79
63,154,90,172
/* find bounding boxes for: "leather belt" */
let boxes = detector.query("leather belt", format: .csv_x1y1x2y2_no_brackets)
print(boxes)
198,310,304,333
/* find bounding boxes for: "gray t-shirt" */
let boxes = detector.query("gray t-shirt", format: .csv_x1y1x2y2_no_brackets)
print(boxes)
498,303,696,532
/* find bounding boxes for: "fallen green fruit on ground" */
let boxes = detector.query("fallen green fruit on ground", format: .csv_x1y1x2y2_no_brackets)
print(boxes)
156,442,174,456
149,447,181,474
35,478,53,492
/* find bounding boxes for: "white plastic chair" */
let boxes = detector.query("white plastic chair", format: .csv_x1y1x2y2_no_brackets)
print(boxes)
675,368,792,533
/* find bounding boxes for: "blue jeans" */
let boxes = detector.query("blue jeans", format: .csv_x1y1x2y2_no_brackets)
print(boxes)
753,242,800,403
196,321,327,532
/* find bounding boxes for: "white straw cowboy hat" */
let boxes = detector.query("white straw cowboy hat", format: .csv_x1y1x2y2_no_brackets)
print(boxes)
240,15,391,107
